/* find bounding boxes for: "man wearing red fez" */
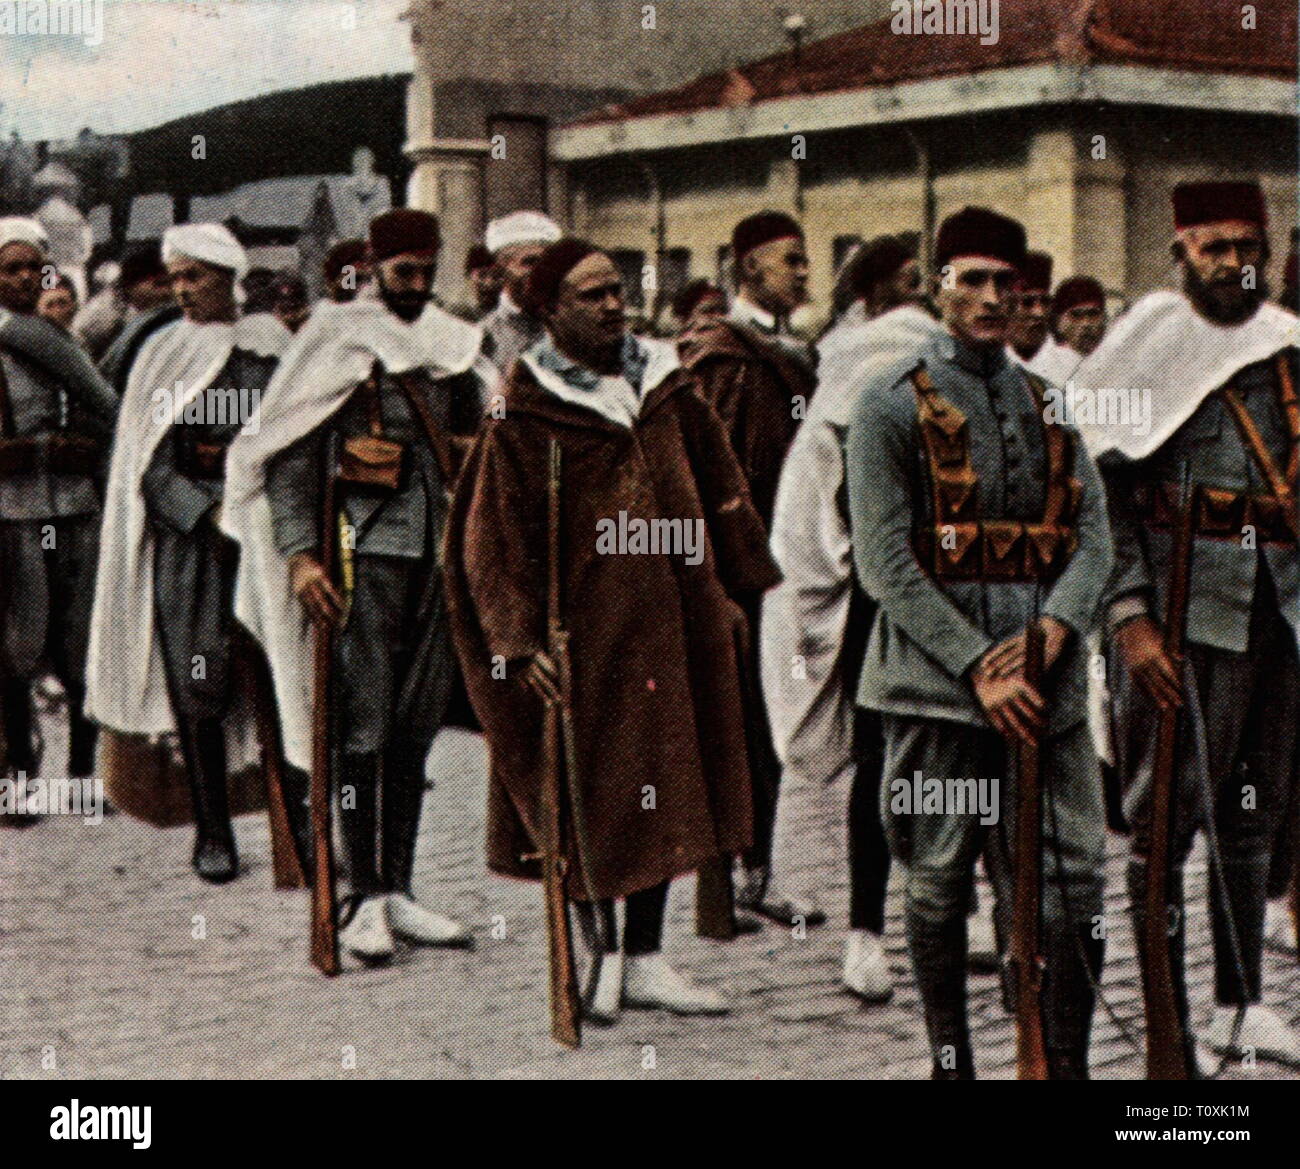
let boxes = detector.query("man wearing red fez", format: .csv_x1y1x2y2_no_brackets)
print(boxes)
679,210,822,933
221,207,498,961
764,229,939,1003
670,278,726,333
445,238,780,1025
1073,180,1300,1071
846,206,1115,1078
1029,275,1108,384
1005,250,1053,366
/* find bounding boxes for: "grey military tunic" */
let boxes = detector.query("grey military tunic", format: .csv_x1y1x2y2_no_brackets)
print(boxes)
265,365,476,756
141,348,278,718
0,345,112,682
846,331,1114,922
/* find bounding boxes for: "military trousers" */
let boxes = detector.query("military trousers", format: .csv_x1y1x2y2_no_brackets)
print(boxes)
879,713,1106,1075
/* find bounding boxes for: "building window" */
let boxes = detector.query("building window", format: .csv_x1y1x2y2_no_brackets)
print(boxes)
611,249,647,309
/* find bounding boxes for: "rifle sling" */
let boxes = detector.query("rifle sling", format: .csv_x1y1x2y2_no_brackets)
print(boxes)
394,370,459,486
1219,376,1297,531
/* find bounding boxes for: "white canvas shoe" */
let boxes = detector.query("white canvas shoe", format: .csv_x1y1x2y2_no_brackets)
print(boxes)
1205,1004,1300,1068
387,894,472,947
967,904,999,972
842,930,893,1002
583,951,624,1026
1264,899,1297,954
340,896,395,963
623,954,729,1015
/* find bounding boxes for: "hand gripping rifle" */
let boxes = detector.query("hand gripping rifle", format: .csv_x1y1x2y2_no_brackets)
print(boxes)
537,438,583,1046
309,432,342,976
1008,603,1048,1080
1142,467,1200,1079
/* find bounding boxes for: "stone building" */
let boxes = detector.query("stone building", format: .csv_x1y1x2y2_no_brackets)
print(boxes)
550,0,1297,324
402,0,883,300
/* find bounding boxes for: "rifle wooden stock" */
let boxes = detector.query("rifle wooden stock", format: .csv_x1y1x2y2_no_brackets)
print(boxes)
1009,619,1049,1080
542,438,582,1047
1142,483,1200,1079
309,443,340,977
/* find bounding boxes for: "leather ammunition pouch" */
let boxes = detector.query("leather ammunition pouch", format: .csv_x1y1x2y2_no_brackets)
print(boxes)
909,365,1081,582
0,433,101,478
1142,481,1297,546
337,363,405,494
177,439,229,481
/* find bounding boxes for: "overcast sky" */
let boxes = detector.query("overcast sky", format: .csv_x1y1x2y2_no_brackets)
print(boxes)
0,0,415,141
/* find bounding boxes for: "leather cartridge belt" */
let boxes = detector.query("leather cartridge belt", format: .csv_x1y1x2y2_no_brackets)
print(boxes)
1141,481,1297,545
0,433,101,478
913,519,1078,582
177,440,231,481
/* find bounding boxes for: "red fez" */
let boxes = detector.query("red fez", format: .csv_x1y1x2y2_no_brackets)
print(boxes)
368,210,440,263
465,243,494,275
1052,276,1105,316
935,207,1027,269
1017,251,1053,292
524,238,602,315
850,234,915,299
1172,182,1267,230
672,278,725,320
732,211,803,266
323,238,367,281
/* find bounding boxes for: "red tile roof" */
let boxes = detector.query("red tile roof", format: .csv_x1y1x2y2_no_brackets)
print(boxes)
572,0,1297,126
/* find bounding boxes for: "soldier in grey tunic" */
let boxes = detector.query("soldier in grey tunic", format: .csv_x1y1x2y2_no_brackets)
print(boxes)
0,217,117,786
264,209,490,962
846,208,1113,1079
1079,181,1300,1067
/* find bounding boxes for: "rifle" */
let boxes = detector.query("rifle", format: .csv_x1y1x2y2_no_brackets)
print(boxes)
309,433,341,976
1008,612,1049,1080
1142,470,1200,1079
539,437,582,1046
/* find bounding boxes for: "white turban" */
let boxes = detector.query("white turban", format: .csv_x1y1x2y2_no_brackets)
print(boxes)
162,223,248,282
0,217,49,255
485,210,561,255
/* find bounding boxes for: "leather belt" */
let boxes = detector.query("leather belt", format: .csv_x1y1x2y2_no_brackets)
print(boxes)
913,519,1078,582
1142,481,1297,545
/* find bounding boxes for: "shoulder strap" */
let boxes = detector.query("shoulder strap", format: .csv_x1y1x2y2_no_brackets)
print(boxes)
1220,376,1296,524
1274,351,1299,486
395,369,461,486
361,360,385,437
1022,371,1075,526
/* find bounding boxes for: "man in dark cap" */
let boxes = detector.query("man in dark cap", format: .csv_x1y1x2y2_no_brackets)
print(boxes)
679,209,820,931
322,239,371,305
670,279,726,334
846,206,1114,1078
1031,275,1108,384
463,244,502,319
1005,250,1053,366
271,273,311,334
229,207,495,959
76,241,176,363
1075,179,1300,1069
446,238,779,1025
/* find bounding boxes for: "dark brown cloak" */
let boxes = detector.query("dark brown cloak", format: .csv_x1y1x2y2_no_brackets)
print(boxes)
444,359,780,901
678,318,817,527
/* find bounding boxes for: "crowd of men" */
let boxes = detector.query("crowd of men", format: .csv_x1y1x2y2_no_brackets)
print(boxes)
0,172,1297,1078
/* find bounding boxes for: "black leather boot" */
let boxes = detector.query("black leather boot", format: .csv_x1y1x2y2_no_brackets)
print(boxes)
908,905,976,1079
3,679,37,775
381,742,427,895
279,764,314,883
179,717,238,883
64,682,97,779
339,752,381,898
1044,924,1105,1080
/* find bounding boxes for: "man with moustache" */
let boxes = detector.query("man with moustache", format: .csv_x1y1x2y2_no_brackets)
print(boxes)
86,224,294,882
846,207,1114,1078
680,210,821,929
1005,251,1053,367
1074,181,1300,1069
446,239,778,1023
224,209,492,961
1031,276,1108,386
0,217,117,803
763,230,939,998
322,239,371,306
480,211,562,376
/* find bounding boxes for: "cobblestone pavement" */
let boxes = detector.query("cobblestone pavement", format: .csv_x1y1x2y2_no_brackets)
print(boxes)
2,701,1298,1080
